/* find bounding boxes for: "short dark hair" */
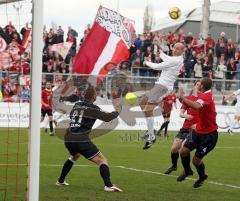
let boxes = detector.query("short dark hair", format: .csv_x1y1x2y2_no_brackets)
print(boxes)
84,85,96,101
200,77,212,91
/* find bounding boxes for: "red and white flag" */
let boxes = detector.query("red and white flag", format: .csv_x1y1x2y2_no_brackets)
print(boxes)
73,6,135,78
21,29,31,50
50,42,73,59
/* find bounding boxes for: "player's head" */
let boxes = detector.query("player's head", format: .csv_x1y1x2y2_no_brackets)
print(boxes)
189,80,201,95
84,85,97,102
198,77,212,92
45,82,52,90
172,43,184,56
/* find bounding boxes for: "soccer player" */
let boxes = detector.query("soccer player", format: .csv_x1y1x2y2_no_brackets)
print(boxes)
164,81,200,174
156,91,177,138
223,88,240,134
140,43,184,149
41,82,55,136
56,85,123,192
177,77,218,188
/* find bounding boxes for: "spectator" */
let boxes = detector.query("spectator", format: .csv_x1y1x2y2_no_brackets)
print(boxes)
184,50,197,78
225,58,236,90
194,59,203,78
66,32,77,57
57,25,64,43
134,34,142,50
226,38,235,60
178,29,185,43
214,55,227,91
131,49,142,67
216,42,227,63
185,32,193,45
202,56,212,77
20,22,30,39
204,33,215,54
21,85,30,103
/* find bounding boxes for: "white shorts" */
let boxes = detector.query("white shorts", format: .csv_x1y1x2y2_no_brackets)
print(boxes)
145,84,168,104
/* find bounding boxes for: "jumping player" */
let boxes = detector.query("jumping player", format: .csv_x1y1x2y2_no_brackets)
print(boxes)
177,77,218,188
164,81,200,174
140,43,184,149
56,85,122,192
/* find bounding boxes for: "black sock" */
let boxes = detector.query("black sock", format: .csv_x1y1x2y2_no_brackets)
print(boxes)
171,152,179,168
99,164,112,187
164,121,170,134
195,163,205,179
58,159,74,183
160,122,167,131
49,121,53,132
181,154,191,172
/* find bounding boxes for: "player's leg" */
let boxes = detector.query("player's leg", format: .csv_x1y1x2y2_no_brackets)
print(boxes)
192,131,218,188
140,84,168,149
57,153,80,186
164,138,182,174
163,117,170,137
91,153,122,192
41,109,48,133
47,109,54,136
156,116,168,136
177,130,196,181
228,115,240,134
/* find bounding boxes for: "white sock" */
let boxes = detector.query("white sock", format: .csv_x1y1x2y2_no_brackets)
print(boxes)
146,116,154,140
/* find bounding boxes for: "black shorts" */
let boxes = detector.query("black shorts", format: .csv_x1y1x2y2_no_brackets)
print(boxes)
184,130,218,159
175,128,192,140
41,109,53,117
64,141,100,160
163,113,170,118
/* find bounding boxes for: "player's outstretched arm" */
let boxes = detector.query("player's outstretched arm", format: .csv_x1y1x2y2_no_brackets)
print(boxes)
83,107,120,122
144,59,175,70
159,50,171,61
178,88,201,110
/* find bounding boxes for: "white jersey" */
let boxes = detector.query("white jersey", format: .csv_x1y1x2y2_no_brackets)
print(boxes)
145,51,183,91
233,89,240,107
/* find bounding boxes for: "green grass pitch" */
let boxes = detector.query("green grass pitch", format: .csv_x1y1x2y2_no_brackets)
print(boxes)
0,129,240,201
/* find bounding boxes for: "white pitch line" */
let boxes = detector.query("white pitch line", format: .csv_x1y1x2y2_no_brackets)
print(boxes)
1,163,240,189
41,164,240,190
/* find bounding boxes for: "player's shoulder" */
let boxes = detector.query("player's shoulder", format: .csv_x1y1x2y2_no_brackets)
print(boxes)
76,101,100,110
197,91,214,103
186,95,198,101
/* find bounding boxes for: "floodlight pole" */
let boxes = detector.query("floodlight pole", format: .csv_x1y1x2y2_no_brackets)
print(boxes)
236,11,240,43
28,0,43,201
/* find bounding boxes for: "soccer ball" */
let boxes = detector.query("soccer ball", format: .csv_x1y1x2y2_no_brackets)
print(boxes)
169,6,181,20
124,92,138,106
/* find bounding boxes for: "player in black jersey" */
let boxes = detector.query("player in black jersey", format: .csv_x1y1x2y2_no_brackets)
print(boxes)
56,85,122,192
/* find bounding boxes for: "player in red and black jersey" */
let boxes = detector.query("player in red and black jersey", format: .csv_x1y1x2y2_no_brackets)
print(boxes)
41,82,54,135
177,77,218,188
164,81,200,175
156,92,176,137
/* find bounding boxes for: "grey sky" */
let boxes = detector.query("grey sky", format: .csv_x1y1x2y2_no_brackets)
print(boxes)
0,0,240,38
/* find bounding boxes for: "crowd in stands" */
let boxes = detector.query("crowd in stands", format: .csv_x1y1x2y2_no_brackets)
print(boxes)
1,21,240,102
130,30,240,87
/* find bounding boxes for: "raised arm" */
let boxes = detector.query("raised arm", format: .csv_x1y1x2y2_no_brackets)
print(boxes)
144,59,176,70
159,50,171,61
84,108,119,122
